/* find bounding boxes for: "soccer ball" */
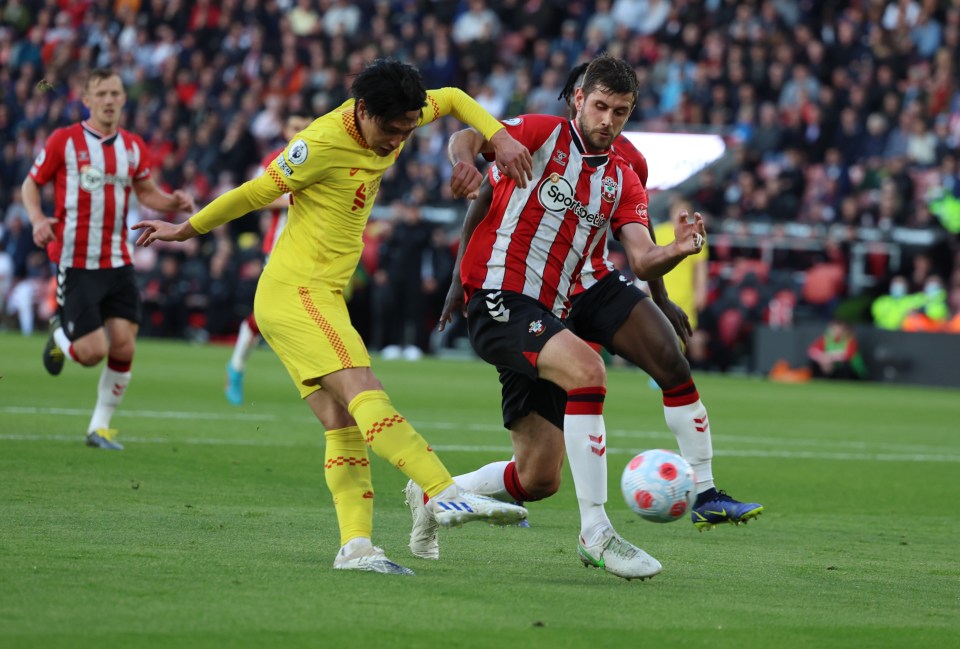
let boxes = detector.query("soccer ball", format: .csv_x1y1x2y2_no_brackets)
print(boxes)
621,449,696,523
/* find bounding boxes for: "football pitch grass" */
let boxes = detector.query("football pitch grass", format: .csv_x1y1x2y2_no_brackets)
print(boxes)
1,333,958,648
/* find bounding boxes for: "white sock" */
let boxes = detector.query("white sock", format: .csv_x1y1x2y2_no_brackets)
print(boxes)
87,365,132,432
339,536,372,557
564,388,611,546
230,319,259,372
53,327,73,359
453,460,512,501
664,399,715,493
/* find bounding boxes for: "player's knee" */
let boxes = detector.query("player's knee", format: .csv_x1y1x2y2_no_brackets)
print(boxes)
521,473,561,501
73,340,107,366
572,354,606,388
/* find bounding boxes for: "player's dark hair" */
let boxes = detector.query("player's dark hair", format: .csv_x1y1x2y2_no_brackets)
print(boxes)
351,58,427,124
558,62,590,103
581,54,638,108
84,68,122,91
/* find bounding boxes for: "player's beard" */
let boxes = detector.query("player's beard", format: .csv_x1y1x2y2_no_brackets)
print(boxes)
577,116,617,153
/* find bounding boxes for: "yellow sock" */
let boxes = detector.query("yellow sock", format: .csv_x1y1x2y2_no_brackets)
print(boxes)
323,426,373,546
347,390,454,499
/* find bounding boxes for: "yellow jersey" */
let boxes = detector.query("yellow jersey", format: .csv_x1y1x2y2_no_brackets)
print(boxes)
189,88,504,290
654,221,707,323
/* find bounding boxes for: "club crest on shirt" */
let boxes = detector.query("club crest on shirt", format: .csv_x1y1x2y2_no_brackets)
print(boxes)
288,139,308,165
528,320,545,335
601,176,618,203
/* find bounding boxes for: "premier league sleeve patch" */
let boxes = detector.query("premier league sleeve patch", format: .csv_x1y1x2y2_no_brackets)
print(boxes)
288,139,309,165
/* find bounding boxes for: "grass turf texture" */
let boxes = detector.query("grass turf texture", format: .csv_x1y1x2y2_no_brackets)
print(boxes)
1,333,958,649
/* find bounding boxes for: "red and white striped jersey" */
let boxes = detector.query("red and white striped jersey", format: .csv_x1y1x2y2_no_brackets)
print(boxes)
462,114,648,317
259,146,290,255
29,121,151,269
572,133,649,296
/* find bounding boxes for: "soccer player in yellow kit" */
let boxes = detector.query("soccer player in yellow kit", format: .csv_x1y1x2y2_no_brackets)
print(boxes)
134,59,533,575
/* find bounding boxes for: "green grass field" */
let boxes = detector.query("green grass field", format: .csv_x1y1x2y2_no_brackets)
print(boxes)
1,333,958,649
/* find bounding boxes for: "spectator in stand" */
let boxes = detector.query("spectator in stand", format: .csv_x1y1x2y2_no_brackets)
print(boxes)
807,320,868,380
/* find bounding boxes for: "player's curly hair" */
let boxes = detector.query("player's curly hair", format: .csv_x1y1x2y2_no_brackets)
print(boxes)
580,54,639,108
558,62,589,104
351,58,427,124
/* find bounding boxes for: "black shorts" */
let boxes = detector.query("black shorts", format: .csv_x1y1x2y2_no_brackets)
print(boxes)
57,265,142,340
567,272,649,351
466,289,569,430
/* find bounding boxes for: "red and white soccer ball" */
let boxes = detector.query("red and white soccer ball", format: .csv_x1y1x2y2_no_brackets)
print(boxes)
621,449,696,523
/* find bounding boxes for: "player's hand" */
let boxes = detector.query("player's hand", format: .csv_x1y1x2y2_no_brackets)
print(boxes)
450,160,484,200
673,210,707,256
438,275,466,332
30,216,58,247
131,220,195,247
490,130,533,189
171,190,196,213
653,296,693,344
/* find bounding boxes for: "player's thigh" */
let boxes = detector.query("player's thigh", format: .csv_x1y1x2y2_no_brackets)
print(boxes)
58,267,111,340
567,273,642,350
466,289,568,381
254,277,371,399
611,300,691,388
499,368,565,431
537,329,606,390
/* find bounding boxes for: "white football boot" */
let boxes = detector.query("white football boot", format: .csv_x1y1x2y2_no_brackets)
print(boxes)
577,528,662,581
404,480,440,560
333,544,415,575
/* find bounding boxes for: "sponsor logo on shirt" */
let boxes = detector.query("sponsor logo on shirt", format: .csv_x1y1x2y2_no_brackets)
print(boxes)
552,150,568,167
537,173,607,229
276,154,294,177
288,139,308,165
78,165,130,192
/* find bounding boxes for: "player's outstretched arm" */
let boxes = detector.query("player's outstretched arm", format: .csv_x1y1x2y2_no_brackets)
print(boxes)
132,219,199,247
134,176,197,214
438,176,494,331
619,211,706,281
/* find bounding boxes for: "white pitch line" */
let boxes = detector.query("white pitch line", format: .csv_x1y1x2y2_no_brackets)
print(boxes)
3,406,959,459
1,434,959,463
0,406,276,421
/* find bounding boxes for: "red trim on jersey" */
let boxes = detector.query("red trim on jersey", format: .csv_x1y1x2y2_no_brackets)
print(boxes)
522,351,539,367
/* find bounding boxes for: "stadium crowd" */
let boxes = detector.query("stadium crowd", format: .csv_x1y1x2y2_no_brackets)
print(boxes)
2,0,959,367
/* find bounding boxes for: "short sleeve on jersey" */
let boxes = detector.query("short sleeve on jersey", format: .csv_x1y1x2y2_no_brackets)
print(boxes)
268,132,329,193
29,128,68,185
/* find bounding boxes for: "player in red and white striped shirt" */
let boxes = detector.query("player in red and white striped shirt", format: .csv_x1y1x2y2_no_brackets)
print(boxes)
22,68,195,450
407,55,706,580
225,113,313,406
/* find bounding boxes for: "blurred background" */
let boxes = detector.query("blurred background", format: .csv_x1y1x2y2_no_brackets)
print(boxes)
1,0,958,386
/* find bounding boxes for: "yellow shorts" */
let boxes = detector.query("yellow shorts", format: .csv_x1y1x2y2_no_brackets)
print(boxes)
254,275,371,398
